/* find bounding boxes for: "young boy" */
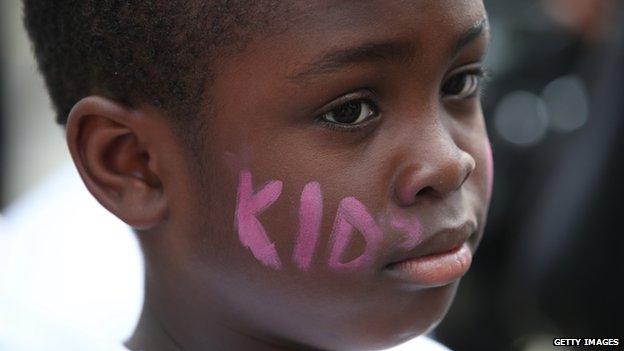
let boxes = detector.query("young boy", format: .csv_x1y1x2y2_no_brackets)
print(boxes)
24,1,492,350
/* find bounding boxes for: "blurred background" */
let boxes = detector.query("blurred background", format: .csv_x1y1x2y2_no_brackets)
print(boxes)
0,0,622,350
437,0,624,350
0,2,142,350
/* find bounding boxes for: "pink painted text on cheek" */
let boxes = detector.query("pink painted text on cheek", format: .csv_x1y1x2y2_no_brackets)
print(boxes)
292,182,323,270
235,170,283,269
234,170,421,271
328,197,383,270
484,141,494,196
390,216,423,250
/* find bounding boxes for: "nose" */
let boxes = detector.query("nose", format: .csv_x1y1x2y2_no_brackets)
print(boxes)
393,139,475,207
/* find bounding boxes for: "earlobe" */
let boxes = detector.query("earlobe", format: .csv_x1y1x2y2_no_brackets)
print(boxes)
66,96,167,230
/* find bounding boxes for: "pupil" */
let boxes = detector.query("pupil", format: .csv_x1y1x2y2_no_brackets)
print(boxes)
333,101,362,123
445,75,467,95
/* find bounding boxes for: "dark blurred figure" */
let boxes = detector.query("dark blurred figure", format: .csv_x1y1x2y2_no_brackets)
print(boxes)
437,1,624,350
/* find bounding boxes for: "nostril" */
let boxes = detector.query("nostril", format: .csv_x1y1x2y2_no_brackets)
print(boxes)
416,186,435,198
461,170,471,187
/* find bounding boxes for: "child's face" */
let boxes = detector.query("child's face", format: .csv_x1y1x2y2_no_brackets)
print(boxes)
154,0,491,349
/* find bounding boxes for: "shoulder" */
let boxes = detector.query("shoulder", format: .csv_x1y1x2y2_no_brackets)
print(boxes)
385,335,452,351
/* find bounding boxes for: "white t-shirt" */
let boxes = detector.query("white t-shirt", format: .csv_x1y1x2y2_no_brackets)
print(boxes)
0,164,451,351
387,336,451,350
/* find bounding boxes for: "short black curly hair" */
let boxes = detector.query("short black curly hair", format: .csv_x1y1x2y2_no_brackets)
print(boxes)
23,0,281,126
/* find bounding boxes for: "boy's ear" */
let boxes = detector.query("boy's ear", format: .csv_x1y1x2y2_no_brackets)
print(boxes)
66,96,167,230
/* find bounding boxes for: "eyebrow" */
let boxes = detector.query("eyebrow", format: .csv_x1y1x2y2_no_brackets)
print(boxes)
289,18,489,83
452,18,490,57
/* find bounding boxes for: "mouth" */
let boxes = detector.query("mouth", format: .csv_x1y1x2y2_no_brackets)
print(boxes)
383,221,476,287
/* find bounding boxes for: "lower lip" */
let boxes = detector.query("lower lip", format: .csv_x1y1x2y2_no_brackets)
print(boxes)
385,242,473,287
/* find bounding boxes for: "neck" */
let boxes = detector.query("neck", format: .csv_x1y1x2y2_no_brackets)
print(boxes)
126,293,319,351
130,237,320,351
126,305,182,351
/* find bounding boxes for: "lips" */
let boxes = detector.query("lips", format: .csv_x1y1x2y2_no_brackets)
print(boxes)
384,220,477,287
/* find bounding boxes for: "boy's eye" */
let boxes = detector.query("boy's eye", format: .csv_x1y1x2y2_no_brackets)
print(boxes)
320,99,378,126
441,70,484,99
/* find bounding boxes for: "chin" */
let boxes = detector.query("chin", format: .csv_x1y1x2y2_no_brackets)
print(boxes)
309,281,460,351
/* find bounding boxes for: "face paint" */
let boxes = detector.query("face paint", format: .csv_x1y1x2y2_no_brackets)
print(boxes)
235,170,421,271
293,182,323,270
484,141,494,197
328,197,384,270
390,215,423,250
235,170,283,269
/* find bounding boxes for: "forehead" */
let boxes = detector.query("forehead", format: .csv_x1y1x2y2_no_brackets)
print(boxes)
206,0,487,117
213,0,487,74
274,0,487,46
287,0,485,31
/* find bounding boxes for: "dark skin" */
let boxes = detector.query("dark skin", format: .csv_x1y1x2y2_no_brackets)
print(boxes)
66,1,492,350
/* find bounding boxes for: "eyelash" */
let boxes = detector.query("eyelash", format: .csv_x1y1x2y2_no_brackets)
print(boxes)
316,66,488,131
315,94,381,132
441,67,489,100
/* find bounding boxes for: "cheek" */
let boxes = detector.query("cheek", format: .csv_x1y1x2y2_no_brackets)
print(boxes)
483,139,494,199
292,182,323,270
327,197,384,270
235,170,284,269
389,215,424,250
464,119,494,203
233,169,391,272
